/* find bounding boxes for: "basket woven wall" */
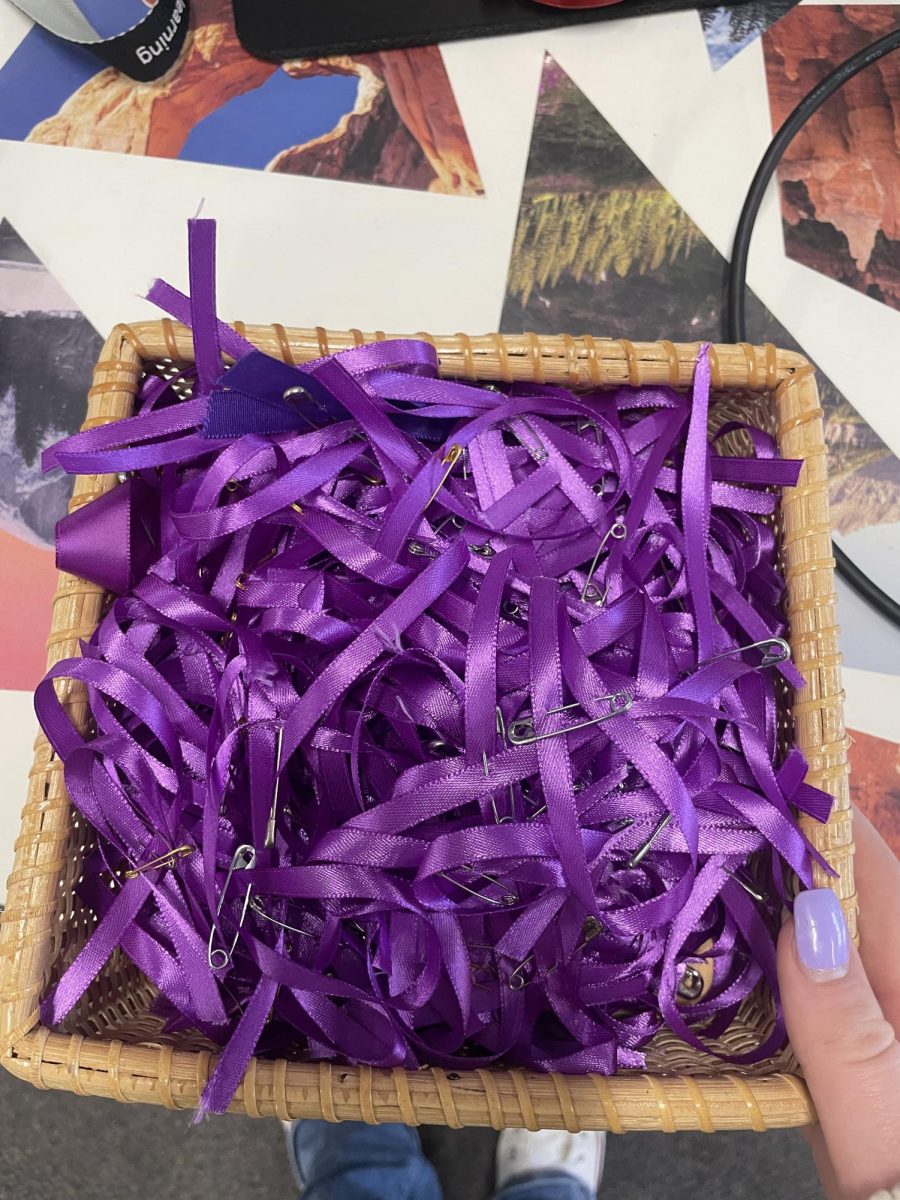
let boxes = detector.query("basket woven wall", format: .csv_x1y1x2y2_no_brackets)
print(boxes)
0,323,852,1131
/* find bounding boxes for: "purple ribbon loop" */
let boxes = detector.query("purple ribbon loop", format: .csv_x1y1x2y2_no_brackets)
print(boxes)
56,476,160,593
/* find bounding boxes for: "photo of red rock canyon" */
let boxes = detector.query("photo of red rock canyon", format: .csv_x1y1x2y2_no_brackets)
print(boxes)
0,0,483,196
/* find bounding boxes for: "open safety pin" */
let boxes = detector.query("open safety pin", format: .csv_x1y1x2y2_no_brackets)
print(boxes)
207,844,256,971
508,691,632,746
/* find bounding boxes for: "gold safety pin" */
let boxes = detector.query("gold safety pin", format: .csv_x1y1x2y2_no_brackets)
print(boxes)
123,844,193,879
427,444,464,508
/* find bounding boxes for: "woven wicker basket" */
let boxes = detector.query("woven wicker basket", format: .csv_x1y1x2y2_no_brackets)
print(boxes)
0,323,852,1131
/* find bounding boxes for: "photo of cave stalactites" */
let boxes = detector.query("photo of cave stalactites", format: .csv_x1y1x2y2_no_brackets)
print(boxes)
763,5,900,312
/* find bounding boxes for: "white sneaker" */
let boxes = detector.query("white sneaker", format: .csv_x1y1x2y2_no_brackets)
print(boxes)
496,1128,606,1196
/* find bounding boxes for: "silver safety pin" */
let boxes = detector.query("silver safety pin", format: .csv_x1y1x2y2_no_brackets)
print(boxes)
516,419,548,463
433,512,465,536
508,417,549,463
509,917,603,990
264,724,285,849
724,868,768,903
282,386,322,431
529,776,590,822
438,867,517,907
428,738,455,757
508,691,632,746
138,513,157,548
501,597,527,619
626,812,672,869
207,843,256,971
697,637,791,671
408,538,440,558
490,707,516,823
248,894,315,940
576,418,603,450
581,520,627,604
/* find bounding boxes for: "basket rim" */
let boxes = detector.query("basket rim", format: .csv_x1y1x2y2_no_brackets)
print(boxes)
121,321,811,390
0,323,851,1132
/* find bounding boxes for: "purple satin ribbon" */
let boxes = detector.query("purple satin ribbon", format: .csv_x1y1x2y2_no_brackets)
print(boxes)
37,219,832,1120
55,478,160,595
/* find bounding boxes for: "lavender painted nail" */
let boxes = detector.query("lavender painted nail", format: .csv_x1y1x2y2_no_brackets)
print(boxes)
795,888,850,981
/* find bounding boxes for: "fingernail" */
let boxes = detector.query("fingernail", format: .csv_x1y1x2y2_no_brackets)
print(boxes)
794,888,849,981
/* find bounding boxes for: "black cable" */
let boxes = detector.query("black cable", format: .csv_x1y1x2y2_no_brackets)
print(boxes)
726,27,900,344
725,26,900,628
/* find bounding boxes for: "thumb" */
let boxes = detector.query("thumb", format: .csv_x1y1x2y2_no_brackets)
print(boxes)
778,888,900,1200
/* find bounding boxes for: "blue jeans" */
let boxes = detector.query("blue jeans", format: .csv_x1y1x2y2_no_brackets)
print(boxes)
290,1120,593,1200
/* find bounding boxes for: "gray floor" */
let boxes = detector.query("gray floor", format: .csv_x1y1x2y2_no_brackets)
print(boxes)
0,1066,824,1200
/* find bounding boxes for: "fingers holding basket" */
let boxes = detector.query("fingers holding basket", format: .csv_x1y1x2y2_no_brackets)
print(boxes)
778,810,900,1200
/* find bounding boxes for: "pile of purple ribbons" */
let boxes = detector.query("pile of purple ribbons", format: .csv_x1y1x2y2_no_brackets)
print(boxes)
36,220,832,1118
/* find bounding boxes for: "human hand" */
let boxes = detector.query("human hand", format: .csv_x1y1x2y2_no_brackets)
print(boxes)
778,807,900,1200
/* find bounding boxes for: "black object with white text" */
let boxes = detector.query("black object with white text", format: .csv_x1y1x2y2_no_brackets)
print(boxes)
4,0,189,81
